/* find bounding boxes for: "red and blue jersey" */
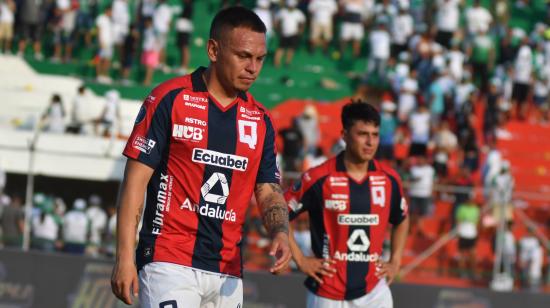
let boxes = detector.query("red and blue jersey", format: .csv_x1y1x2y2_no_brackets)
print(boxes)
123,67,280,277
286,153,407,300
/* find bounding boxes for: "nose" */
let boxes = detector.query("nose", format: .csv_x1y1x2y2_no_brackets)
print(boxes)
245,59,261,75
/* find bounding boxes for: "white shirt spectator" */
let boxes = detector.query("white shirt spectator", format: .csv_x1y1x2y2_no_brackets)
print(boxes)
370,29,391,59
275,7,305,37
409,110,430,143
454,81,476,111
519,236,543,282
514,45,533,84
409,164,435,197
71,92,88,124
447,49,465,81
436,0,460,32
254,1,273,38
63,209,89,244
0,1,15,24
46,103,66,133
112,0,130,43
141,0,157,18
56,0,70,10
308,0,337,25
96,13,114,48
86,205,107,246
398,77,418,118
392,12,414,45
465,5,492,35
32,214,59,242
153,2,172,34
102,90,120,123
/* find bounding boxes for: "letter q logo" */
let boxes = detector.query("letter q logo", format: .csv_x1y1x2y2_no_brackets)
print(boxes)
238,120,257,149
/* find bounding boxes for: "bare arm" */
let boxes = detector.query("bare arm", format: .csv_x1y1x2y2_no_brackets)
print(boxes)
254,183,291,274
376,215,410,284
111,159,154,305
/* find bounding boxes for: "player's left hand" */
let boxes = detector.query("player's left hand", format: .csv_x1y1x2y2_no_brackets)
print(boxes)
375,259,400,284
269,231,292,274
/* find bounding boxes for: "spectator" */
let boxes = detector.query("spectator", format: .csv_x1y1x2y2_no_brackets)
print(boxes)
103,204,117,258
85,194,107,257
465,0,492,38
153,0,173,72
435,0,460,49
0,0,15,53
0,194,24,248
296,104,320,156
428,71,446,125
141,17,160,85
408,104,431,157
41,94,66,134
468,28,495,94
307,0,337,54
31,197,61,252
377,99,397,161
62,198,90,254
112,0,131,67
484,79,503,143
408,155,435,234
18,0,47,59
490,160,514,225
339,0,365,58
518,229,543,292
175,0,194,74
432,120,457,178
95,89,121,136
450,167,473,223
511,38,534,120
253,0,273,41
51,0,77,62
367,19,391,83
67,85,88,134
302,146,327,170
74,0,95,45
398,69,418,122
455,196,480,279
137,0,157,32
273,0,305,67
390,2,413,58
95,6,114,83
447,39,466,83
279,117,304,172
120,23,139,85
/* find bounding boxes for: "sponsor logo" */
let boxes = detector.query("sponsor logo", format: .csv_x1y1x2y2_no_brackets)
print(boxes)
239,106,262,115
173,124,204,141
371,186,386,207
337,214,379,226
324,199,347,211
192,148,248,171
238,120,257,149
132,136,156,154
288,198,303,212
329,176,348,187
201,172,229,204
152,173,173,235
185,101,207,110
331,194,348,199
183,94,208,103
180,197,236,222
185,117,207,126
145,95,156,105
332,229,379,263
241,114,261,121
334,251,379,263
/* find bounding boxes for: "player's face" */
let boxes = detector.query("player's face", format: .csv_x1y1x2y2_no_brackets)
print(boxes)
343,120,380,163
209,27,267,92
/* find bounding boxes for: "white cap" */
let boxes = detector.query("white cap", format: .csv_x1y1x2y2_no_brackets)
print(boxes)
381,100,397,112
73,198,87,210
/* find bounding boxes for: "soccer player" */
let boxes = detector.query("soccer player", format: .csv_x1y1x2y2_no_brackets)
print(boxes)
286,101,409,307
111,7,291,307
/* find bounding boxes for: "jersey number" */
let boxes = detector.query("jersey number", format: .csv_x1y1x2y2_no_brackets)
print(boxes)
238,120,257,149
201,172,229,204
371,186,385,207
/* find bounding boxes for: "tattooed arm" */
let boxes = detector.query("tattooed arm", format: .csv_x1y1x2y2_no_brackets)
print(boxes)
111,159,153,305
254,183,292,274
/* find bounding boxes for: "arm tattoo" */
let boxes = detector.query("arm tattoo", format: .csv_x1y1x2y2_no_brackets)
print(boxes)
255,183,289,237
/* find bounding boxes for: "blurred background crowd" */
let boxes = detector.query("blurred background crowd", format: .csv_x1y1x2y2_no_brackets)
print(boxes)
0,0,549,292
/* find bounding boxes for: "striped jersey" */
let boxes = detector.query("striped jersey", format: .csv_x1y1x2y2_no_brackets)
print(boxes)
286,153,407,300
123,67,280,277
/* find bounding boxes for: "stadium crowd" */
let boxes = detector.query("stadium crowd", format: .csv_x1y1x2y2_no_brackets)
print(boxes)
0,0,549,292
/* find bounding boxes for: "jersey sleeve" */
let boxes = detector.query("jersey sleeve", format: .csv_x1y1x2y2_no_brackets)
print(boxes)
123,90,175,169
285,172,323,221
255,113,281,184
388,173,408,226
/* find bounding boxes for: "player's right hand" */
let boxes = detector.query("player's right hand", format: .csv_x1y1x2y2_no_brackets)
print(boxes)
111,260,139,305
296,257,336,284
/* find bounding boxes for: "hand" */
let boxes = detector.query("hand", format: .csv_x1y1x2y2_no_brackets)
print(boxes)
296,257,336,284
375,259,400,284
111,260,139,305
269,232,292,274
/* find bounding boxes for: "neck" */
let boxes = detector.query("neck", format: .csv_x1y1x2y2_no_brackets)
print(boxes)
203,67,238,107
343,151,370,179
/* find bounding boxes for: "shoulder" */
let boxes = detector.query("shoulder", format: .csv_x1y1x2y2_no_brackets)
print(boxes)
301,157,336,189
147,75,191,105
375,160,403,184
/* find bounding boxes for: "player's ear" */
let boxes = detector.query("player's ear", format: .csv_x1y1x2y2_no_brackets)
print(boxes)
207,38,219,63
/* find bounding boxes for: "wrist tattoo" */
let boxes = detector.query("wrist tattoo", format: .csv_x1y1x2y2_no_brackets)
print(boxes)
263,203,289,237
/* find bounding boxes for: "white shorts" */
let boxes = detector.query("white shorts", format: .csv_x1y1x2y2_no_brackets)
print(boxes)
139,262,243,308
340,22,364,41
306,279,393,308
